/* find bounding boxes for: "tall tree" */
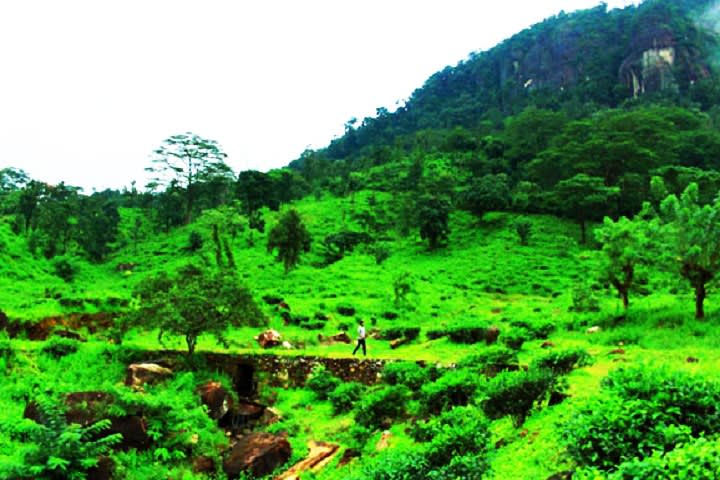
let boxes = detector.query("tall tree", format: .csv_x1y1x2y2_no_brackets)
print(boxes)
267,209,312,273
660,183,720,319
417,196,451,250
147,132,232,224
77,194,120,262
553,174,619,244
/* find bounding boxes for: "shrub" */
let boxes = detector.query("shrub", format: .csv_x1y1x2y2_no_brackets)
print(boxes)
53,257,76,282
564,366,720,470
329,382,365,415
587,437,720,480
4,396,121,479
421,369,481,415
480,368,555,427
514,219,532,245
447,326,489,344
355,385,411,429
502,328,528,350
381,327,420,341
457,346,519,375
41,337,79,359
426,328,448,340
351,445,429,480
299,321,326,330
187,231,203,252
569,282,600,312
508,320,555,340
305,366,341,400
532,348,592,375
382,362,433,392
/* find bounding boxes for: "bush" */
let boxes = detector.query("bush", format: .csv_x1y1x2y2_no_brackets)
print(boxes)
514,219,532,245
305,366,341,400
381,326,420,341
480,368,555,427
447,326,489,344
508,320,555,340
421,369,481,415
41,337,79,358
4,396,121,479
351,446,429,480
53,257,77,282
457,346,519,375
564,366,720,470
426,328,448,340
382,362,433,392
532,348,592,375
187,231,203,252
583,437,720,480
569,282,600,312
329,382,365,415
355,385,411,429
502,328,528,350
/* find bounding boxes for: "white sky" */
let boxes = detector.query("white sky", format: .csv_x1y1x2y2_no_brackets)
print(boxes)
0,0,639,192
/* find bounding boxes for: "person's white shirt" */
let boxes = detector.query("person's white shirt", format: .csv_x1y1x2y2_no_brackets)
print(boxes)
358,325,366,339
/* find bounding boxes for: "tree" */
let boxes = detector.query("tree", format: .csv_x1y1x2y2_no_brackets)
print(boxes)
660,183,720,319
462,174,511,219
127,265,265,355
147,132,232,224
236,170,279,216
417,196,451,249
77,194,120,262
595,215,650,309
553,174,619,244
267,209,311,273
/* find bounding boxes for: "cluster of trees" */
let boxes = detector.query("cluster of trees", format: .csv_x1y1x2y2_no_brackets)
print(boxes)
597,181,720,319
0,133,310,264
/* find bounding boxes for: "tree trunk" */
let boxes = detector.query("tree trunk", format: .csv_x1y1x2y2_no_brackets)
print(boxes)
621,288,629,309
695,283,706,319
186,335,197,356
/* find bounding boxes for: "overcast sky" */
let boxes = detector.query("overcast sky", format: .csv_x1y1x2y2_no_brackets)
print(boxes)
0,0,639,192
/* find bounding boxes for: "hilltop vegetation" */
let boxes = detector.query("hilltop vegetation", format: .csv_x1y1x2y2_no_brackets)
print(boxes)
3,0,720,478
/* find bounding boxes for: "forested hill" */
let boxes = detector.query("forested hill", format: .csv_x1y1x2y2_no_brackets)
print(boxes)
296,0,720,168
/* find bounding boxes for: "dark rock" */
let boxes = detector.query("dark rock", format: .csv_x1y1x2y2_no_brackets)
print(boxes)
381,312,398,320
336,306,356,317
330,332,352,344
337,448,360,467
262,295,283,305
256,330,282,349
223,432,291,479
109,415,151,450
198,381,233,420
278,302,291,311
193,456,216,474
548,391,571,406
125,363,173,388
87,456,115,480
116,262,137,272
541,341,555,349
687,356,700,363
52,329,86,342
65,391,114,425
609,348,625,355
495,438,507,449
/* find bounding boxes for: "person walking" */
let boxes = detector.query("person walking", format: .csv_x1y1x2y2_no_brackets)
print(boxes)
352,319,367,356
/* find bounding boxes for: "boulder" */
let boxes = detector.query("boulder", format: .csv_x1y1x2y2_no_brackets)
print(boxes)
609,348,625,355
282,341,293,349
255,330,282,349
193,456,216,474
586,326,601,334
329,332,352,344
687,356,700,363
198,381,233,420
541,341,555,349
116,262,137,272
262,295,284,305
125,363,173,388
337,448,360,467
109,415,152,450
223,432,291,479
87,456,115,480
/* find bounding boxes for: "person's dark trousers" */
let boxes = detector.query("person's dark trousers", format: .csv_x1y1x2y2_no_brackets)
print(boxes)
353,339,366,356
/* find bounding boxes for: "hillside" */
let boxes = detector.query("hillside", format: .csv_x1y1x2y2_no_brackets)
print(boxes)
4,0,720,478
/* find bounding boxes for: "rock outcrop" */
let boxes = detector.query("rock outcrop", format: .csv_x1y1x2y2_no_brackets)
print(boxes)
222,432,291,479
